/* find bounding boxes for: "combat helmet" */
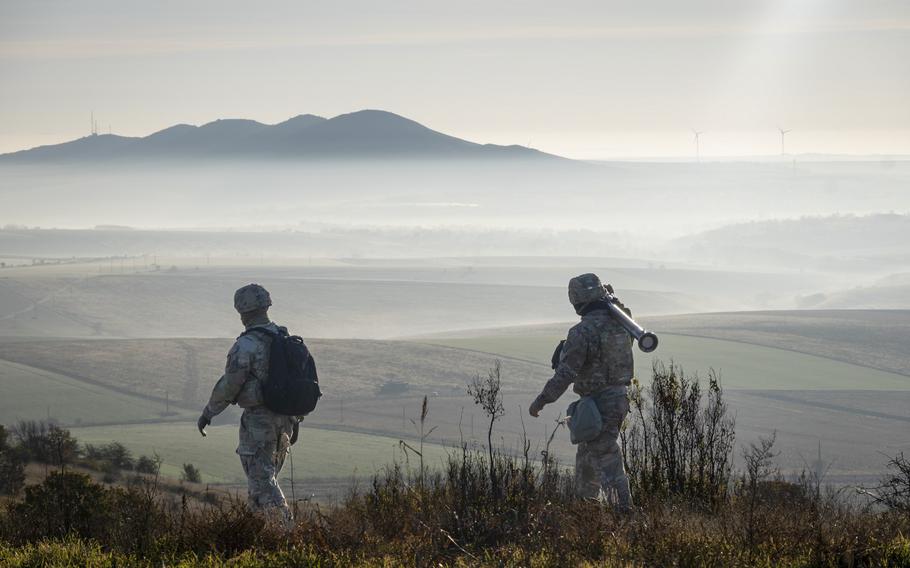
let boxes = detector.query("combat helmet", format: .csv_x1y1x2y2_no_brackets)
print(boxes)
234,283,272,314
568,273,607,308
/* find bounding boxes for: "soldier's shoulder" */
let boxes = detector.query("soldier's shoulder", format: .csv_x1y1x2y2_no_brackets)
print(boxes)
567,320,596,341
571,317,600,332
231,332,265,354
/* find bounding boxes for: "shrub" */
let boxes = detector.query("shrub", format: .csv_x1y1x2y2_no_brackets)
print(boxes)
45,427,79,468
0,449,25,496
181,463,202,483
100,461,121,484
136,454,161,475
0,425,25,495
467,360,505,492
861,452,910,514
5,471,112,542
622,361,735,507
738,433,779,558
11,420,51,461
84,441,135,471
10,421,78,466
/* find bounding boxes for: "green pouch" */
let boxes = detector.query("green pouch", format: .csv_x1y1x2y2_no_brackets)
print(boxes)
566,395,603,444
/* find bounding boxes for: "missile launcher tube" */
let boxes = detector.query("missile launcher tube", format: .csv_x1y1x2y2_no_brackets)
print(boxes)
605,295,659,353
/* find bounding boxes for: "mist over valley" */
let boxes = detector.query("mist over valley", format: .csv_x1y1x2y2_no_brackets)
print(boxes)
1,112,908,485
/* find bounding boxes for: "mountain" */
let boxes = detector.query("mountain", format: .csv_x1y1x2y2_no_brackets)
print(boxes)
0,110,560,163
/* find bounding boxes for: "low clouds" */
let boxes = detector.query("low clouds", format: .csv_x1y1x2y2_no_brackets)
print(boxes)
3,20,910,60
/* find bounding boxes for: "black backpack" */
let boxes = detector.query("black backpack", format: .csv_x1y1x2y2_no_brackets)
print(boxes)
241,326,322,416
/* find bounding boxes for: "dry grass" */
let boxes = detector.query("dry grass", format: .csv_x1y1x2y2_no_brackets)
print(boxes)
1,451,909,567
2,366,909,566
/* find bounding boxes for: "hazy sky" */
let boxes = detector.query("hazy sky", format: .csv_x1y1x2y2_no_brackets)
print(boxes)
1,0,908,158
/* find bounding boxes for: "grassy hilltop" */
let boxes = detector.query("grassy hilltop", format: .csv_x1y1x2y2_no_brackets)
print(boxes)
0,363,908,567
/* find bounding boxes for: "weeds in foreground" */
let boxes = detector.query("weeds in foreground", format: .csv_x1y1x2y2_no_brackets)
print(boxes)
860,452,910,514
623,362,736,508
467,360,505,495
1,361,909,566
1,445,908,567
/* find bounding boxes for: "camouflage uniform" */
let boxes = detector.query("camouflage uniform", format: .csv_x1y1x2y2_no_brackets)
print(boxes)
532,274,634,508
202,290,296,522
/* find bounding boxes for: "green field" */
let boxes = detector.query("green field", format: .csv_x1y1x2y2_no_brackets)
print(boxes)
0,338,550,407
2,329,906,489
0,358,193,426
421,332,910,391
642,310,910,377
70,422,453,486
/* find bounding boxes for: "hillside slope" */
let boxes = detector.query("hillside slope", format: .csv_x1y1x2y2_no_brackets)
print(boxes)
643,309,910,376
427,309,910,378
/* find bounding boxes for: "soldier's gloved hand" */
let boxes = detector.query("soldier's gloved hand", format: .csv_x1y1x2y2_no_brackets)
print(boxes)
529,398,545,418
290,420,300,445
197,414,210,437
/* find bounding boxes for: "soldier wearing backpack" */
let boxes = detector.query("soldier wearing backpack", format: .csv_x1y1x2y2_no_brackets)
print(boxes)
197,284,320,524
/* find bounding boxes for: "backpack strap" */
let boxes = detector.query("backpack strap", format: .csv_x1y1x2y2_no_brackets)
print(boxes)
238,326,285,339
550,339,565,370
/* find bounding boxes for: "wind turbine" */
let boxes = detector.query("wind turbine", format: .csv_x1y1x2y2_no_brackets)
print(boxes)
779,127,791,156
692,130,704,162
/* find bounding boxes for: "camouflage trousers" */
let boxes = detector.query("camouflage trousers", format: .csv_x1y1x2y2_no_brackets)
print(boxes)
237,406,296,523
575,386,633,510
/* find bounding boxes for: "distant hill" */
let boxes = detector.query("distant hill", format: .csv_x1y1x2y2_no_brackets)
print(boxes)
671,213,910,274
0,110,560,163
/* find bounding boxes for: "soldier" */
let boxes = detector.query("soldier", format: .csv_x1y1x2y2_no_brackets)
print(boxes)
197,283,298,524
528,273,634,510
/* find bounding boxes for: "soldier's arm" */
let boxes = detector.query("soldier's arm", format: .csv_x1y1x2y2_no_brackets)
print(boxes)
202,341,251,419
533,326,588,407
